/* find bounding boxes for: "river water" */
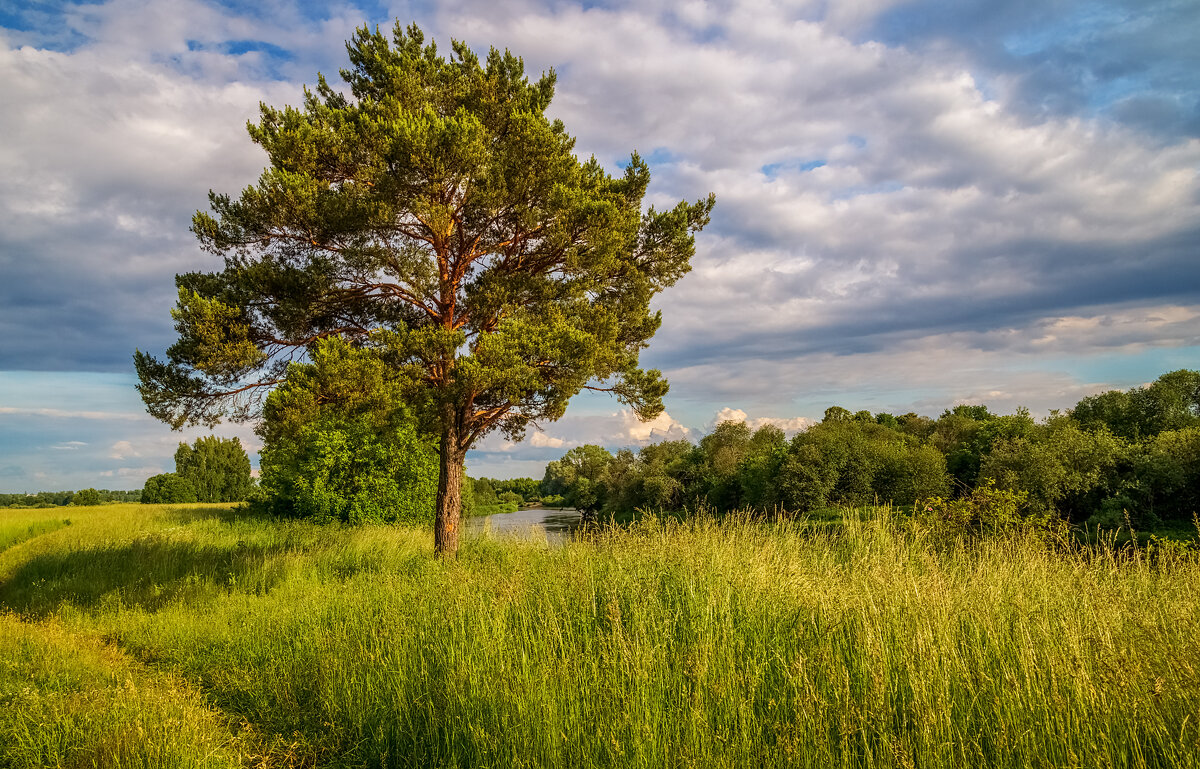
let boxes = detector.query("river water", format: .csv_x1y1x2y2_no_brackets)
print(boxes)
465,507,583,544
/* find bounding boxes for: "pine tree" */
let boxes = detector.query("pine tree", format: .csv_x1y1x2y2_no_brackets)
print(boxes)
135,22,713,553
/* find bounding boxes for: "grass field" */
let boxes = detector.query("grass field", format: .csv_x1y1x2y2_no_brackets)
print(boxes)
1,503,1198,768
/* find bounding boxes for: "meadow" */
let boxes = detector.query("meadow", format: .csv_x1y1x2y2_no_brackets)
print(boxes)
1,503,1198,768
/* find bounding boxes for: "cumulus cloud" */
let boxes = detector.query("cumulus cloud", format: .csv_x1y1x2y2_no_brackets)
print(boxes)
108,440,140,460
618,409,691,443
709,407,812,435
473,409,691,458
528,431,566,449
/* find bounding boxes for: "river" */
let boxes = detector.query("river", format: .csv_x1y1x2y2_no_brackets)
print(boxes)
466,507,583,544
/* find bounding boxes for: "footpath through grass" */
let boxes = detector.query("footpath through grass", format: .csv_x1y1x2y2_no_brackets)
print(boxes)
1,503,1198,768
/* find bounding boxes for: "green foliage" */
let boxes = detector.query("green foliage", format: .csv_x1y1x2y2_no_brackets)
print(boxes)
463,476,542,512
917,480,1061,536
2,490,140,508
173,435,253,503
542,444,615,513
737,425,788,510
1072,369,1200,439
139,436,250,504
979,415,1123,520
71,488,101,506
478,477,542,503
141,473,198,504
470,478,498,507
778,420,949,512
1107,426,1200,526
257,338,438,525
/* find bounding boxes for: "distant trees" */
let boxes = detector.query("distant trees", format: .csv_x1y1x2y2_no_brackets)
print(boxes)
1,490,142,508
142,435,253,504
542,445,616,513
776,418,948,511
539,369,1200,530
175,436,254,503
1072,369,1200,439
72,488,102,506
539,418,947,517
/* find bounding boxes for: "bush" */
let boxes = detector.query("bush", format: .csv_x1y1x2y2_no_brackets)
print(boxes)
916,480,1062,537
265,414,437,524
256,338,438,525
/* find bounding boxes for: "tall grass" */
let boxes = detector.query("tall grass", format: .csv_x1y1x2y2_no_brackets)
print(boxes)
0,508,72,552
1,504,1198,767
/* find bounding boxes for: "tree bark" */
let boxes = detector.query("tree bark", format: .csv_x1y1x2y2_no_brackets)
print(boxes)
434,405,466,555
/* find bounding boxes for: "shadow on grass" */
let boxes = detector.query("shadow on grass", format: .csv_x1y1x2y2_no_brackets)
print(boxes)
0,535,290,617
0,518,71,553
159,503,275,526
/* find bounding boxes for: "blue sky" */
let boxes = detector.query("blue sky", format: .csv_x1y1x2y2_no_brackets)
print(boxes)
1,0,1198,491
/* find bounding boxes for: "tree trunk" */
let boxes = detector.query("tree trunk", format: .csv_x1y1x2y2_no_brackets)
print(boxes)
434,407,466,556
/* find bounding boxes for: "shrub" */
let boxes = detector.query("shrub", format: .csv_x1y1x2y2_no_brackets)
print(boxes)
256,338,438,525
916,480,1062,537
265,413,437,524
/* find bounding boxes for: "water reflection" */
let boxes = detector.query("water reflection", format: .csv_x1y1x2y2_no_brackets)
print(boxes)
466,507,582,544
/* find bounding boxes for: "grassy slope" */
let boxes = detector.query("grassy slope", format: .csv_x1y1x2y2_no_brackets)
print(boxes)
1,503,1198,768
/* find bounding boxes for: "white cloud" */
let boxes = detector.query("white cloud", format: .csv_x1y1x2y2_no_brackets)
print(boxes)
0,407,145,420
108,440,139,459
98,465,162,479
709,407,812,435
712,407,749,425
470,408,691,461
528,431,565,449
50,441,87,450
618,409,691,443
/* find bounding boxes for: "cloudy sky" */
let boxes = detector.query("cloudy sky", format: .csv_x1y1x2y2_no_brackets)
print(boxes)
1,0,1197,491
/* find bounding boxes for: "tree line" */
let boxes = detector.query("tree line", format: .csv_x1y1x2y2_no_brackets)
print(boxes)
1,489,141,508
541,369,1200,529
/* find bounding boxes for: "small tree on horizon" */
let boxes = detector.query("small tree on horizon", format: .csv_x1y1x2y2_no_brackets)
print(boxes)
134,22,713,554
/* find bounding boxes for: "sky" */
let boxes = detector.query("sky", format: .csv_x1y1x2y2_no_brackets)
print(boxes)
1,0,1198,491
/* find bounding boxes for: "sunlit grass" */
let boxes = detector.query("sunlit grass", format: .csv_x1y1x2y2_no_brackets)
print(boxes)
1,503,1198,767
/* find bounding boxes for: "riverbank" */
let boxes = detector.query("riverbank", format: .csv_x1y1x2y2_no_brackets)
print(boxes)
2,503,1198,767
